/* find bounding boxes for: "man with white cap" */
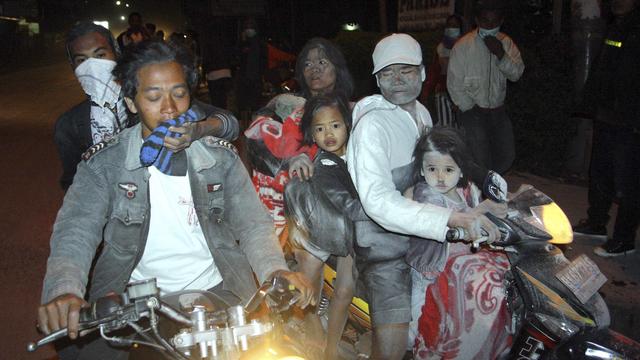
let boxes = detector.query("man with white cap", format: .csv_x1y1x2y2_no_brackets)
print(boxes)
346,33,501,359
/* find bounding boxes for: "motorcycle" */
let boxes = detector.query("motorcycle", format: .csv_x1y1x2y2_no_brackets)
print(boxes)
443,186,640,359
319,183,640,359
28,276,309,359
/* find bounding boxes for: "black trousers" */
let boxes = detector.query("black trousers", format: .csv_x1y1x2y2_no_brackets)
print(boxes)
586,122,640,243
207,78,232,109
458,106,515,175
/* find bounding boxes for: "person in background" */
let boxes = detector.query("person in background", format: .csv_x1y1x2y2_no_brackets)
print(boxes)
421,14,463,128
236,17,266,116
573,0,640,257
447,0,524,174
55,22,239,190
202,23,233,108
145,23,156,38
117,12,144,49
125,25,149,46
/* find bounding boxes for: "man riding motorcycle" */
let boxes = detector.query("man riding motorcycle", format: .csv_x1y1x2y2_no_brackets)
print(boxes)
37,40,314,359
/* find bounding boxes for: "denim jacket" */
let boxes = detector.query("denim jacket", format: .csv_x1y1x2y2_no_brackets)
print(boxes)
42,123,287,303
54,99,240,190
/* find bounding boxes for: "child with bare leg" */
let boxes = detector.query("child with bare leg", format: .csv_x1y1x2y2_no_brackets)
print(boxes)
285,93,366,359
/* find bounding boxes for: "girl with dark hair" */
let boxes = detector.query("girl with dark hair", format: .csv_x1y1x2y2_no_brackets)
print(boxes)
285,93,364,359
244,37,354,237
405,127,512,359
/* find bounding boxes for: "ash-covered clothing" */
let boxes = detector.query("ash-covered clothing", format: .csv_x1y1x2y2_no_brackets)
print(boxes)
54,99,239,190
407,182,512,359
405,182,481,276
42,122,286,306
244,94,317,236
348,95,448,241
285,151,367,262
89,98,128,145
447,29,524,112
347,94,440,325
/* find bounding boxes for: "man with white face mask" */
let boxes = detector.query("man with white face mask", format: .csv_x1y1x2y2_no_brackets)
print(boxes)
55,22,239,190
347,33,503,360
447,0,524,174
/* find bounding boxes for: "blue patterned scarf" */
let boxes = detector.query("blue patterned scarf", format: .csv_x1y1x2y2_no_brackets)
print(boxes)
140,108,199,175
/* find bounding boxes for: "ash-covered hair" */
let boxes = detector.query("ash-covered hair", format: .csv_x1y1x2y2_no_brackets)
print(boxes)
300,93,352,146
295,37,354,99
113,40,198,99
414,127,474,187
65,21,120,63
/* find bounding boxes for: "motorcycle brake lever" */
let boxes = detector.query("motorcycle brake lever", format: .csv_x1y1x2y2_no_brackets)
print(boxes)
27,315,113,352
471,236,489,252
27,328,68,352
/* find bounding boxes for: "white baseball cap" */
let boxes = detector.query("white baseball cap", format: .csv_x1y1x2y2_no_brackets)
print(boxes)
372,33,423,75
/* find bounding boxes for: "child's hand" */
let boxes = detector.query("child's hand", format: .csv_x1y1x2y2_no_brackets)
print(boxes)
289,153,314,180
474,200,508,218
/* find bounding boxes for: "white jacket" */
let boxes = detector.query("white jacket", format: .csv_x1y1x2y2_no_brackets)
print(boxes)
347,95,452,242
447,30,524,112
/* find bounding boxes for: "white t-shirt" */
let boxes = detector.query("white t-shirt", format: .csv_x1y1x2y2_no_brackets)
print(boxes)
130,166,223,294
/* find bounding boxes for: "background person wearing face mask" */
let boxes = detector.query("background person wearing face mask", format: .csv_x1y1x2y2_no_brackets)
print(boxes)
420,15,463,128
55,22,240,191
447,0,524,175
55,22,128,190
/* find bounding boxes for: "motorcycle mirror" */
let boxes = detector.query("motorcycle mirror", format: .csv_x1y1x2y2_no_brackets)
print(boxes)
483,171,508,203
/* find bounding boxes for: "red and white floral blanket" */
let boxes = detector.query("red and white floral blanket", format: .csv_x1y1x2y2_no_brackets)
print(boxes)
414,247,513,359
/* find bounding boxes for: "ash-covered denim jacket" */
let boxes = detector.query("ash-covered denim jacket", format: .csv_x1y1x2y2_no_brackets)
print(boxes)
42,123,287,304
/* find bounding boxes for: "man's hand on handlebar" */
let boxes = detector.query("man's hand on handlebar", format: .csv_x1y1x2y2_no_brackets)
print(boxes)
269,270,317,309
447,211,501,244
37,294,88,339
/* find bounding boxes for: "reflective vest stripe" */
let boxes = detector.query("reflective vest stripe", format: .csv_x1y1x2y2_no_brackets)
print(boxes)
605,39,623,48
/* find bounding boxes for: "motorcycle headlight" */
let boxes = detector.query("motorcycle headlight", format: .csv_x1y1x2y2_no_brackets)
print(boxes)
534,313,580,339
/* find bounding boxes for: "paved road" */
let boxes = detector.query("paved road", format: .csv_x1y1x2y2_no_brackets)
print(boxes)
0,62,637,360
0,61,84,360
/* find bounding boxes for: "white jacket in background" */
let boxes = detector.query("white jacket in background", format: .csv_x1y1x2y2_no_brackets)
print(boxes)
447,29,524,112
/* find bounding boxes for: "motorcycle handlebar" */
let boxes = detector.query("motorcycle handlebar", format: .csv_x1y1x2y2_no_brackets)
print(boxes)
27,310,120,352
29,276,299,354
446,227,491,251
446,227,466,241
28,294,146,352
